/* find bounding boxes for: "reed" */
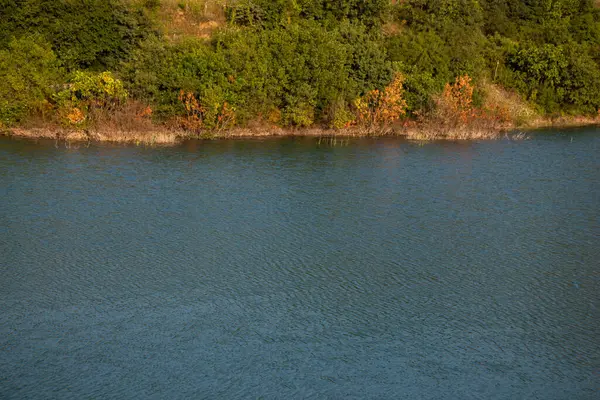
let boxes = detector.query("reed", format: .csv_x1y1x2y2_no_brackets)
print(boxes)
401,125,504,141
481,82,537,127
4,127,180,145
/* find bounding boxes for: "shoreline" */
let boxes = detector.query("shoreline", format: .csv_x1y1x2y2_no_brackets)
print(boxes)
2,117,599,145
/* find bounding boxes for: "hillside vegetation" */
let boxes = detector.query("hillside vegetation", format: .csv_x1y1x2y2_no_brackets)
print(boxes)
1,0,600,139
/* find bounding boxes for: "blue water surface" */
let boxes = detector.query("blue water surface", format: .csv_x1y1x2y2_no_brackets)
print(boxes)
1,129,599,399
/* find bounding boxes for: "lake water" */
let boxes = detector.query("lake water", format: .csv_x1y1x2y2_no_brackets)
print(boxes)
1,129,599,399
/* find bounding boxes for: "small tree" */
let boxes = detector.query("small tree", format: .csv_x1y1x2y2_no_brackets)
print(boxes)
178,90,204,131
441,75,475,125
177,89,236,134
0,37,61,126
353,73,407,132
55,71,128,127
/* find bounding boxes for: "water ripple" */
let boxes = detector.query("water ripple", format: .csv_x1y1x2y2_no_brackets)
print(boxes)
1,132,599,399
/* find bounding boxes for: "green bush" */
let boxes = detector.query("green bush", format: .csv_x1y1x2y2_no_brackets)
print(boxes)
395,0,484,32
3,0,600,129
55,71,128,110
0,36,62,126
390,0,600,116
225,0,389,29
392,63,439,115
51,70,128,127
0,0,154,70
499,42,600,114
121,36,231,120
123,20,393,128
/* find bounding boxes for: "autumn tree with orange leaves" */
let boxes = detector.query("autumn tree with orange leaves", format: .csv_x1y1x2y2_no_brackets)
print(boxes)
353,73,407,132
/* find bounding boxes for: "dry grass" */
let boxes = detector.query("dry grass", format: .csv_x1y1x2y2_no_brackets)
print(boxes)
214,127,329,139
4,123,533,144
4,127,180,145
1,99,183,145
396,76,512,141
391,79,543,141
481,82,537,126
144,0,226,41
526,114,600,129
400,125,505,141
88,129,180,145
382,21,404,36
90,101,156,133
4,101,180,145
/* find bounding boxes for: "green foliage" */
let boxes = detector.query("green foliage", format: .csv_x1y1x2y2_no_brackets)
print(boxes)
0,36,62,126
386,30,451,82
389,0,487,85
298,0,390,27
481,0,600,45
53,71,128,127
124,21,393,128
225,0,389,29
0,0,154,70
391,0,600,115
56,71,128,107
506,44,568,99
326,97,356,129
122,36,231,121
392,63,439,114
501,42,600,113
3,0,600,130
142,0,161,10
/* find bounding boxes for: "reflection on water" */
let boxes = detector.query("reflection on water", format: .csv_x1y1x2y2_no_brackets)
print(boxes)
1,129,599,399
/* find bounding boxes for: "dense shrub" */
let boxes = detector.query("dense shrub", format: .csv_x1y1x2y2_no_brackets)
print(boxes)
0,0,154,70
3,0,600,131
388,0,487,86
392,63,440,115
391,0,600,116
499,42,600,114
225,0,389,29
121,36,233,123
481,0,600,45
0,36,62,126
123,20,393,128
55,71,129,127
396,0,485,31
